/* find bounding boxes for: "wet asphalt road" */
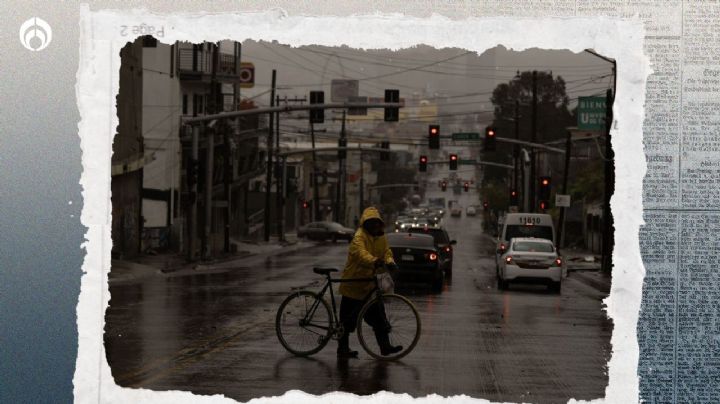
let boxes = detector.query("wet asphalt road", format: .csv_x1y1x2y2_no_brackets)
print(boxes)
105,191,612,403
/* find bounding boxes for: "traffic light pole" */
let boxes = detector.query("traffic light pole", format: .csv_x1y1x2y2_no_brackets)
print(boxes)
275,95,284,241
263,69,276,242
310,122,320,222
556,131,572,251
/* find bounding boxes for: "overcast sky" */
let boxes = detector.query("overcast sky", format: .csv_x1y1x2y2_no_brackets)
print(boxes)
236,40,613,135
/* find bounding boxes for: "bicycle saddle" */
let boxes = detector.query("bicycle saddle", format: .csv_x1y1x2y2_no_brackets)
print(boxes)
313,267,339,275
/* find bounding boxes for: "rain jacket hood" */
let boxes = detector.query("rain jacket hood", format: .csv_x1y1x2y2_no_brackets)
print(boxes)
339,207,395,300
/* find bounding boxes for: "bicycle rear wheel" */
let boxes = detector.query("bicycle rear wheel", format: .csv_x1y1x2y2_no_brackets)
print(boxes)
276,291,332,356
357,293,421,361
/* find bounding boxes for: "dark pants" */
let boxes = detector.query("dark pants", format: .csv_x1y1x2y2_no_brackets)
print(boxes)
338,296,391,351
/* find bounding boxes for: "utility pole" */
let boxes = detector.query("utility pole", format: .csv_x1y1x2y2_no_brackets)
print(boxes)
340,110,347,225
556,131,572,251
203,128,214,259
223,121,231,253
189,125,200,261
275,95,284,241
602,87,615,274
310,121,320,222
359,150,364,215
514,99,520,191
203,42,219,259
530,70,538,212
264,69,276,242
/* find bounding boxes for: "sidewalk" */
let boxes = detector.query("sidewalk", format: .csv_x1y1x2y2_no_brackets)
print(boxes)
109,233,312,284
567,269,612,294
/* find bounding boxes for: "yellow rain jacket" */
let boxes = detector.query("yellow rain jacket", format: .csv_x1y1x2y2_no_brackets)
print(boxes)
339,207,396,300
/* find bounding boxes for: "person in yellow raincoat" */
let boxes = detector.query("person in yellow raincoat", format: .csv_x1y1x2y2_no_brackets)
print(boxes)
337,207,401,358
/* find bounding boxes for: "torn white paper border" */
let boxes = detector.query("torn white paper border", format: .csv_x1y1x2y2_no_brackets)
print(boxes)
75,5,650,403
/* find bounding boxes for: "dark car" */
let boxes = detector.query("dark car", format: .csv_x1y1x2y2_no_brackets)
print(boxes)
387,232,444,293
297,221,355,242
408,226,456,278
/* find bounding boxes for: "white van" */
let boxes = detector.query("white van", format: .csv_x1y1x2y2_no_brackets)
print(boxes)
494,213,556,273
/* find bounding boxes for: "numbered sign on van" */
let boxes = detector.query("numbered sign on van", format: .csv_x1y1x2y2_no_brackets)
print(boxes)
519,216,542,225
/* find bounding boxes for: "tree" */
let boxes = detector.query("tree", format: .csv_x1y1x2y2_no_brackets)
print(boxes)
482,71,575,185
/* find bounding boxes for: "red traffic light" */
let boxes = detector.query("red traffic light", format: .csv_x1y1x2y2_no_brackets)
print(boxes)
487,129,495,137
541,178,550,186
450,154,457,161
430,127,438,135
420,156,428,163
302,201,309,209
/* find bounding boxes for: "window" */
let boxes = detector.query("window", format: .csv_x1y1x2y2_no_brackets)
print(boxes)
513,241,554,253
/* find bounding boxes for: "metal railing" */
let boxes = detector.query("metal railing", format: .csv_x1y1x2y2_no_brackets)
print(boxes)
177,49,237,76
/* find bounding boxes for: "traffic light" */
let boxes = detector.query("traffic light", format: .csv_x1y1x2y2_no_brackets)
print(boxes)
510,189,519,206
538,200,549,211
187,159,199,187
483,201,489,211
463,182,469,192
428,125,440,149
338,137,347,159
539,176,552,201
449,154,458,170
419,155,428,172
380,141,390,161
484,126,497,151
384,89,399,122
309,91,324,123
302,200,310,209
441,181,447,191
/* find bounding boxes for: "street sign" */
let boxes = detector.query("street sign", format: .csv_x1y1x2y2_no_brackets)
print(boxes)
239,63,255,88
577,96,606,130
452,132,480,141
556,194,571,207
459,159,476,165
331,79,359,102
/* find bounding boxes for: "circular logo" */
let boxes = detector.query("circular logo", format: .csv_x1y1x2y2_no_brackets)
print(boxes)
19,17,52,51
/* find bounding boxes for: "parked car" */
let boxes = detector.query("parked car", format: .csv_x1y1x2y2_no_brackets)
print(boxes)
450,207,462,217
497,237,562,293
407,226,456,278
387,232,444,292
297,221,355,242
466,206,477,216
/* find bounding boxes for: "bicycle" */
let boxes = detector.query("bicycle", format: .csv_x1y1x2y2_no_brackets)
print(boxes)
275,266,421,361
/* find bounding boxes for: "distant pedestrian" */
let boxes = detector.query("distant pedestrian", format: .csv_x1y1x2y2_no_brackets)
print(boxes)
337,207,401,358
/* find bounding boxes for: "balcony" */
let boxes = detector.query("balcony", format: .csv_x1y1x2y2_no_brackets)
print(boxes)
177,48,239,82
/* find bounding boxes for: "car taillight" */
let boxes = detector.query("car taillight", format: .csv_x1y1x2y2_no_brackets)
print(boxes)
444,246,451,253
428,253,438,261
499,243,506,251
553,258,562,267
505,256,513,264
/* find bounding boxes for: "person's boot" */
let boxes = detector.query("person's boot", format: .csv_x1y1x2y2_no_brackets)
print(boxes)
337,333,358,358
374,329,403,356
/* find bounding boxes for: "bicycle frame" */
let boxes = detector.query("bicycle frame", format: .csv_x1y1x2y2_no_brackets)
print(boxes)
301,274,379,333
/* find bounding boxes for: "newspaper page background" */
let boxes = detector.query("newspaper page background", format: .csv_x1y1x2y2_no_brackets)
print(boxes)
65,1,715,403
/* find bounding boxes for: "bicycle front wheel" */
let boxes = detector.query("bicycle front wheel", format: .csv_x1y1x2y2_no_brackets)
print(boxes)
357,293,421,361
276,291,332,356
